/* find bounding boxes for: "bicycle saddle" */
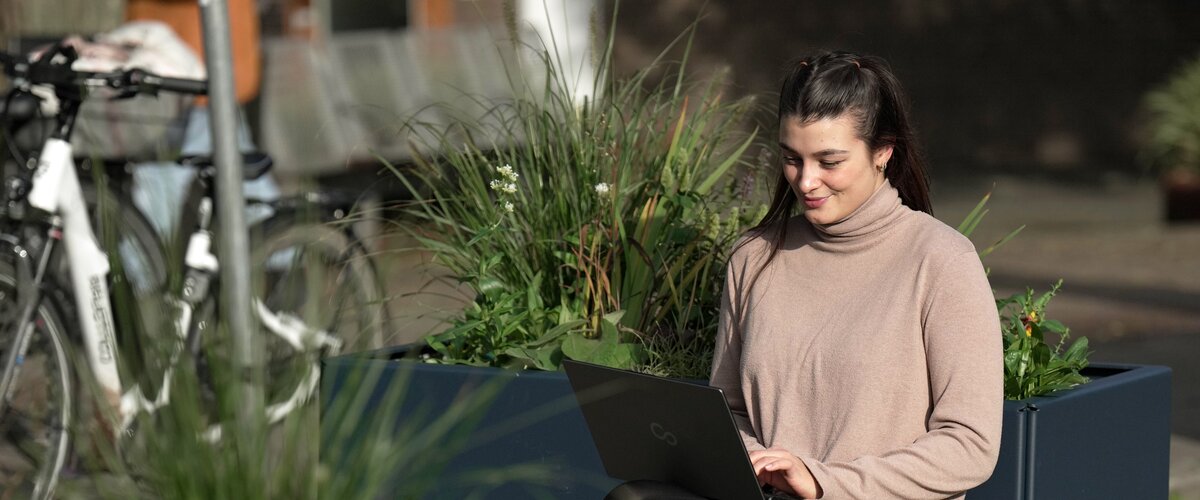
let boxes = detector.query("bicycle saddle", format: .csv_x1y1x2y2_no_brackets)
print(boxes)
179,151,273,180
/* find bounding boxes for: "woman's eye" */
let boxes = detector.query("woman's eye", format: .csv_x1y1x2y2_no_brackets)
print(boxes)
820,160,843,168
782,156,802,165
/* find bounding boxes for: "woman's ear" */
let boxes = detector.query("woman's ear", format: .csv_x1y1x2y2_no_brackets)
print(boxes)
873,145,895,169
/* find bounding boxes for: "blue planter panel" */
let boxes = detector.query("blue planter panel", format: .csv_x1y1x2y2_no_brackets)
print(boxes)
324,347,1170,500
1023,363,1171,499
969,400,1030,499
968,363,1171,499
322,348,618,499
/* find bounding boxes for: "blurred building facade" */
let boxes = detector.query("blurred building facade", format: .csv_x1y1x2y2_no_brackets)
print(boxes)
5,0,1199,183
608,1,1200,183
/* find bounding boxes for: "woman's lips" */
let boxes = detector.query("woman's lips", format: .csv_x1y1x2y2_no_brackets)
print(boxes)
804,196,828,209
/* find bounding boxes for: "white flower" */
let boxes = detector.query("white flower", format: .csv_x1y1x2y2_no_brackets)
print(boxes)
496,164,519,182
503,201,515,213
593,182,611,195
490,180,518,194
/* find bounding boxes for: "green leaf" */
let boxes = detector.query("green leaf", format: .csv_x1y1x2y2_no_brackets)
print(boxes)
477,277,506,301
503,344,563,371
562,333,599,361
1032,342,1052,365
562,330,647,370
1033,279,1064,310
978,225,1025,258
1041,320,1069,334
696,131,757,195
466,226,496,246
956,192,992,236
602,310,626,329
1003,349,1024,377
661,104,689,193
427,336,450,356
530,344,565,371
1063,337,1091,363
529,319,585,347
527,272,545,311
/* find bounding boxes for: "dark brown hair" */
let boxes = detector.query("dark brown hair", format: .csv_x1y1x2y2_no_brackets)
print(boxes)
737,51,932,290
729,51,936,306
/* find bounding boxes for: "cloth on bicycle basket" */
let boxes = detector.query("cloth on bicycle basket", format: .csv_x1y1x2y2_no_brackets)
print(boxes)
18,21,201,161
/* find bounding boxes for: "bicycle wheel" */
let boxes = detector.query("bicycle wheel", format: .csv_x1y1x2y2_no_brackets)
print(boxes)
252,209,388,415
0,260,74,500
253,208,388,353
188,205,388,426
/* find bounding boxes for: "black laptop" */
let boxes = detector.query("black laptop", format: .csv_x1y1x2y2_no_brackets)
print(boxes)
563,360,798,500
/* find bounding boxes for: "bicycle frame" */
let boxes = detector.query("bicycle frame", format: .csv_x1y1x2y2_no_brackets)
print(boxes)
15,140,343,439
27,139,125,413
3,46,347,443
22,137,200,433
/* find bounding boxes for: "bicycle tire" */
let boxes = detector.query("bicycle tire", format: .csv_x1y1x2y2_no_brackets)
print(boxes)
254,207,388,417
0,259,74,500
253,207,388,353
186,204,388,428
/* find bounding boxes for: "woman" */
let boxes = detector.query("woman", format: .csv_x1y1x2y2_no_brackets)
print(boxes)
710,51,1002,499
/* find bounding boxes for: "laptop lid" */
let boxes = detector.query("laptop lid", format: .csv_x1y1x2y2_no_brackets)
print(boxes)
563,360,769,500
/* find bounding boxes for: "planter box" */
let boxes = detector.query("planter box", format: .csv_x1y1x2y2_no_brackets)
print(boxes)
969,363,1172,499
321,344,619,499
323,348,1170,499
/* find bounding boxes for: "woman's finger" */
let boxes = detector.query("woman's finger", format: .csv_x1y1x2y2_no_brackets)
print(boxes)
751,453,785,472
764,459,794,472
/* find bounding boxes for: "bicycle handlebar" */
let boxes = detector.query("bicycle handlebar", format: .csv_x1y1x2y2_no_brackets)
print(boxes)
1,49,208,97
108,67,209,96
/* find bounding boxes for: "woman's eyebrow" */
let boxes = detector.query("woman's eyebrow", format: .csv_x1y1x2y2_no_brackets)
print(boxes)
777,143,849,157
814,149,849,157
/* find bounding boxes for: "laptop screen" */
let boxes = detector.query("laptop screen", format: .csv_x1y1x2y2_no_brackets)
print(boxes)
563,360,770,500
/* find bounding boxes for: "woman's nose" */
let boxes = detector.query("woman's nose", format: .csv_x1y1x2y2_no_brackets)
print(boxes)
800,167,820,193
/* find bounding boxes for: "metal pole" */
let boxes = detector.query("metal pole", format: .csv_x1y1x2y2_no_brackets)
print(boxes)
198,0,263,433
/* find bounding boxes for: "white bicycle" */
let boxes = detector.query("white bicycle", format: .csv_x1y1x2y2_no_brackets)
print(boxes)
0,43,387,498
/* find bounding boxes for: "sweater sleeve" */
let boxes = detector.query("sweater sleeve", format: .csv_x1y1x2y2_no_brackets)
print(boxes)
710,259,767,454
802,250,1003,499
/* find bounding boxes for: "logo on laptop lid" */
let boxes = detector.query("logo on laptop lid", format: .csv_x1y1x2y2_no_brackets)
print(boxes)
650,422,678,446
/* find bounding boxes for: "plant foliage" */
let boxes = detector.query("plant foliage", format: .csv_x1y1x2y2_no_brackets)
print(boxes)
997,280,1090,400
955,192,1089,400
1144,51,1200,173
390,6,763,377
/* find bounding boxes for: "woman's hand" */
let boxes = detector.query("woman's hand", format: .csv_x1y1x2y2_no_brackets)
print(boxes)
748,448,822,499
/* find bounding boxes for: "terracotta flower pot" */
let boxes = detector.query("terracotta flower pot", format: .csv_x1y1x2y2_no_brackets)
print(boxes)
1163,168,1200,222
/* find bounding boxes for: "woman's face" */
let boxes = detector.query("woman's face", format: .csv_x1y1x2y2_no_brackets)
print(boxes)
779,113,893,225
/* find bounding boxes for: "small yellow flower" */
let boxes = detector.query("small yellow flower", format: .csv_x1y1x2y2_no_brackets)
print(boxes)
1028,310,1038,323
1025,324,1032,337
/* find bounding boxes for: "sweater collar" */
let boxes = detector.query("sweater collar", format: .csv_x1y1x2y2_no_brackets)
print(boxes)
812,179,906,240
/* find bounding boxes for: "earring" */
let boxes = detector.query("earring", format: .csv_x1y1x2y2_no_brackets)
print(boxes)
876,164,885,172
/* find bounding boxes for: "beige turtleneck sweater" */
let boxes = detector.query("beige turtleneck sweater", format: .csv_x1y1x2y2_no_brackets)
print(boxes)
710,180,1002,499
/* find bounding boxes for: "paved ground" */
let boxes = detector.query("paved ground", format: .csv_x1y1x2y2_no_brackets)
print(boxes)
371,173,1200,498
